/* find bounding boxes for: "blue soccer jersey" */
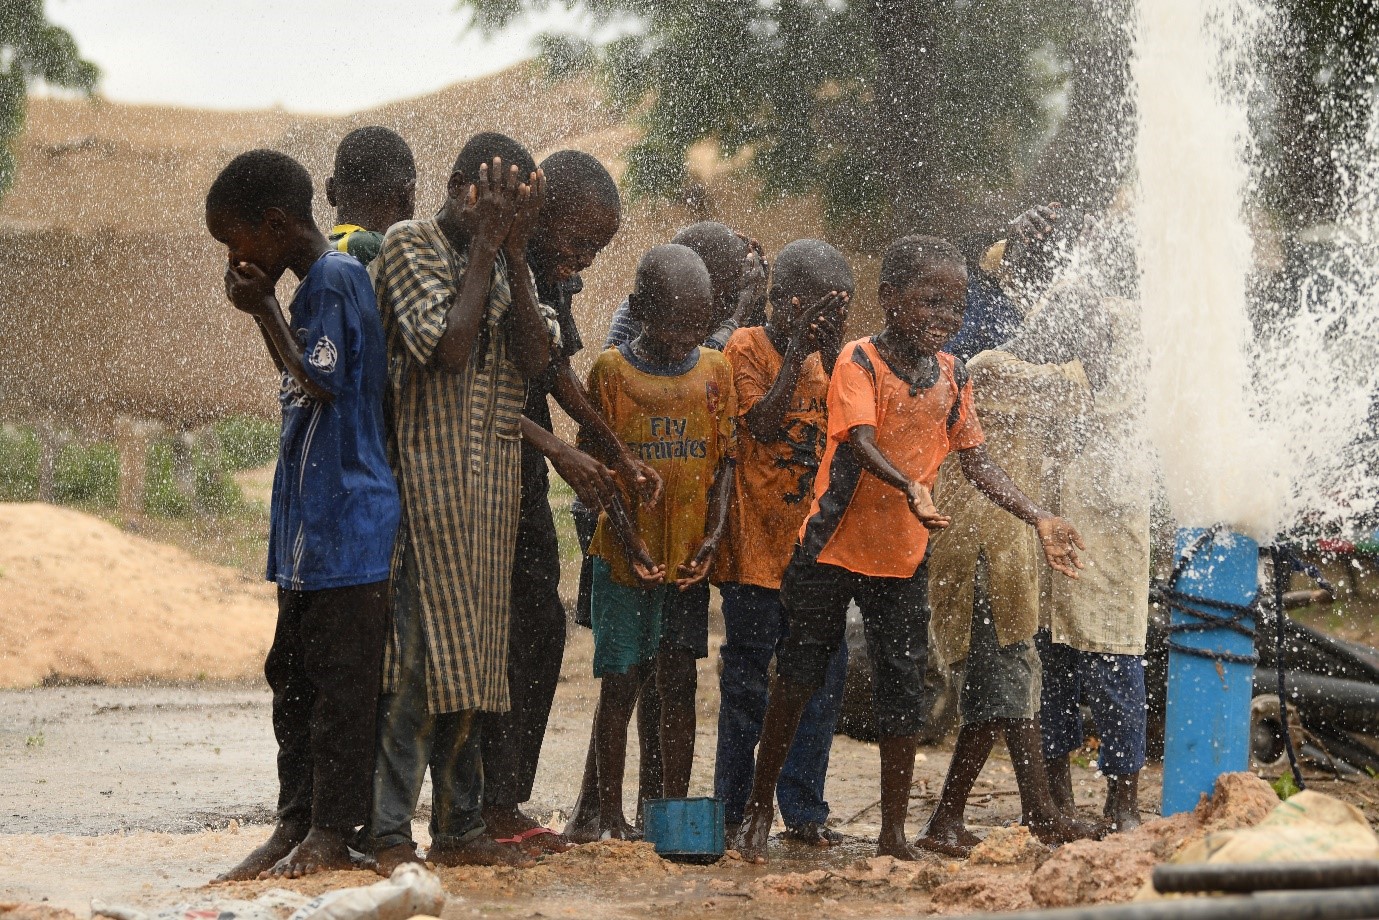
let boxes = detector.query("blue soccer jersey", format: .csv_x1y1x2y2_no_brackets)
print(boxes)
267,250,399,591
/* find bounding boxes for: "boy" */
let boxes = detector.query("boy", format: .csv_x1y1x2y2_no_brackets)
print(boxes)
583,243,736,840
735,235,1085,864
713,239,853,847
479,149,658,853
919,348,1100,856
325,126,416,267
367,132,555,872
205,149,399,879
566,221,758,839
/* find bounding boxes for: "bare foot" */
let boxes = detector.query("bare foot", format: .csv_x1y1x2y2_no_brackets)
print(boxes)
372,841,423,877
260,827,353,879
214,823,304,882
428,836,536,868
484,806,574,854
1028,813,1101,846
597,816,641,841
735,806,774,864
1103,809,1141,834
914,821,982,858
877,825,926,861
564,807,601,844
781,823,843,848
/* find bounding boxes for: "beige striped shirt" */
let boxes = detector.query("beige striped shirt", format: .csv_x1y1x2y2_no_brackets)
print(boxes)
374,217,557,714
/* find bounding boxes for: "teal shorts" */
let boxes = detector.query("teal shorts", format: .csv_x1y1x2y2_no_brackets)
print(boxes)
590,557,669,677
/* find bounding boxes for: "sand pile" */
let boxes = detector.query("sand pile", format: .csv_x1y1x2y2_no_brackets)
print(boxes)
0,502,274,687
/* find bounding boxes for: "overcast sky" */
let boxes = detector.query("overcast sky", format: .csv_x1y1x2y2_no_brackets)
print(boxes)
43,0,586,114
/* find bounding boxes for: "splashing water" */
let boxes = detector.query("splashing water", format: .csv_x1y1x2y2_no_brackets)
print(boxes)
1134,0,1379,541
1134,0,1279,539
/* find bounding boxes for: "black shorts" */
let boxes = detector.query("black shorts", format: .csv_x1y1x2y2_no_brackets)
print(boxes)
778,546,931,738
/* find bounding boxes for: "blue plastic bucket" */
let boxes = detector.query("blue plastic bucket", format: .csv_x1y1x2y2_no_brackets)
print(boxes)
642,796,724,863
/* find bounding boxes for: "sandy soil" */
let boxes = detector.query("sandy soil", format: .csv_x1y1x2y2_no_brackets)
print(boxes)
0,503,275,687
11,618,1379,919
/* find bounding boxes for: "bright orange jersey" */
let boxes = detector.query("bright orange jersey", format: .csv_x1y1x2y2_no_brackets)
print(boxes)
588,344,737,587
798,337,984,578
714,326,829,589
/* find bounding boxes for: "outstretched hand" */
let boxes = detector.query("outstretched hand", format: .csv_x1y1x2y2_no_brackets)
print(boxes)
550,444,619,511
224,261,276,316
614,454,663,507
1036,515,1086,578
1009,202,1061,244
906,481,951,531
675,540,717,590
631,548,667,588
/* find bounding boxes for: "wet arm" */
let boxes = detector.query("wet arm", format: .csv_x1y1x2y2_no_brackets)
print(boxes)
503,258,554,379
958,444,1048,526
743,346,807,443
244,297,332,403
553,363,663,502
849,424,912,492
702,457,735,550
431,240,500,375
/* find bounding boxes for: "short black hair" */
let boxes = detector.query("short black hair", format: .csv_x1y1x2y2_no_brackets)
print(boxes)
771,239,854,296
332,126,416,187
879,235,966,289
206,149,313,224
541,149,620,214
452,131,536,182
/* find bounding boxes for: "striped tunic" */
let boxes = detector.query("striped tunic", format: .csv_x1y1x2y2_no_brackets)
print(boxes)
373,218,556,714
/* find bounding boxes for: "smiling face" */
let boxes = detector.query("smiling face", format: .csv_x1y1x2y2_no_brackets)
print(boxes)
205,206,291,281
879,261,968,354
528,199,620,285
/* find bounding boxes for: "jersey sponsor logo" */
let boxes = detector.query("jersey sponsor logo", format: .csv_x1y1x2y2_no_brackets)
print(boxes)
308,336,338,374
279,370,314,409
706,380,720,415
628,416,708,461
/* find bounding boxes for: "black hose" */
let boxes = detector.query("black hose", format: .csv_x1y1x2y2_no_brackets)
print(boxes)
1269,545,1306,792
958,886,1379,920
1154,861,1379,894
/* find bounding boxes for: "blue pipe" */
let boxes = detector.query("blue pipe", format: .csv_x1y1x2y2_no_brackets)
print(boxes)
1161,527,1260,816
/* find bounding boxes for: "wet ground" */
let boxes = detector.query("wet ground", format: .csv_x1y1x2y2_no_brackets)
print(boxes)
9,626,1379,920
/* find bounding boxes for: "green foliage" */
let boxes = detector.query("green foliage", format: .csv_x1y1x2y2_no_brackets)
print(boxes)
0,1,99,199
53,441,119,507
1272,771,1301,800
144,436,245,518
143,441,191,517
459,0,1121,236
213,415,279,472
0,425,39,501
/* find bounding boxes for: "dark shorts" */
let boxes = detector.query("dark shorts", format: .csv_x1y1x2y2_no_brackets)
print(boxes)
953,555,1041,725
778,546,931,738
661,580,710,660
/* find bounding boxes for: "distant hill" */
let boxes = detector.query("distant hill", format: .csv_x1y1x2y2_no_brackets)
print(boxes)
0,65,871,433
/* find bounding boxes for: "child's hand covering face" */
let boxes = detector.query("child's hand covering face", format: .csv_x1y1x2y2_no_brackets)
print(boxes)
224,260,276,316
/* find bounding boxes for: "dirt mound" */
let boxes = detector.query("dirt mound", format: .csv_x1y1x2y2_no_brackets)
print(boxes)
1029,772,1279,908
0,502,274,687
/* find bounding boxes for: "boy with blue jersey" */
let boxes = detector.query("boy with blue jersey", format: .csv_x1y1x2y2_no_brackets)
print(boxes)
205,149,400,881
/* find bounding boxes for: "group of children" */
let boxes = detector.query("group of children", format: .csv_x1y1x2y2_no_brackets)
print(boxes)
203,122,1135,881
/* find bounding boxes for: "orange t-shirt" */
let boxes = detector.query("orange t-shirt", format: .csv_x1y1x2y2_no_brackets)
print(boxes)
714,326,829,589
588,344,737,587
798,337,984,578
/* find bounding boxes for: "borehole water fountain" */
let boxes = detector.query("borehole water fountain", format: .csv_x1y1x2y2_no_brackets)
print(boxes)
1133,0,1379,812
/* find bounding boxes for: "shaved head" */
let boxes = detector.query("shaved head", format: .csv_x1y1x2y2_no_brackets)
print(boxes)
770,239,854,305
634,243,712,307
671,221,747,304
